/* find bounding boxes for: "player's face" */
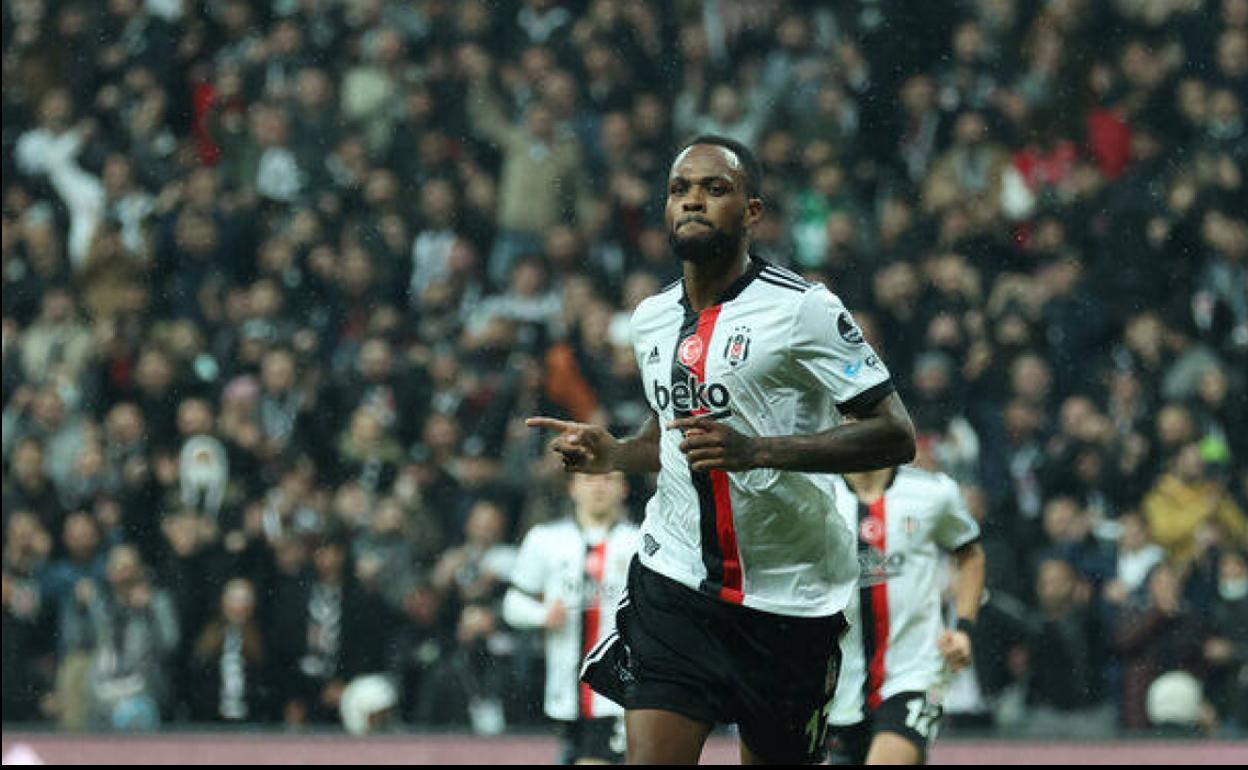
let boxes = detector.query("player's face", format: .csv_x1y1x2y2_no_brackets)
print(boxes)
665,145,761,263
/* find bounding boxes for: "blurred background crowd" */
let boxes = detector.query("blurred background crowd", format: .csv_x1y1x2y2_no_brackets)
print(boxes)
2,0,1247,738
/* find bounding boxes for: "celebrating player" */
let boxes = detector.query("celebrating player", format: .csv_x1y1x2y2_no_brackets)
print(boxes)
826,466,986,765
527,136,916,764
502,472,639,765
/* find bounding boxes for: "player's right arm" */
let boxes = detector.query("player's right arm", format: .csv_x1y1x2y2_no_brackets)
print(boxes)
526,414,661,474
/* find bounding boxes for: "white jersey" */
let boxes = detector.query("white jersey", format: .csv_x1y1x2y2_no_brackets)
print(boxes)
630,257,894,617
828,466,980,725
508,518,639,721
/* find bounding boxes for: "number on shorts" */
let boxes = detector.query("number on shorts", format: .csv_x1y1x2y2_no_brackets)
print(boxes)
805,698,834,757
903,697,941,739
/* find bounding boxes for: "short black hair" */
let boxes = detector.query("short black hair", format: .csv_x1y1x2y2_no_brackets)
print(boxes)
677,134,763,200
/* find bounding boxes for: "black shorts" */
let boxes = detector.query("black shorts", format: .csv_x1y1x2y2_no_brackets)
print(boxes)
827,691,943,765
557,717,626,764
581,558,847,764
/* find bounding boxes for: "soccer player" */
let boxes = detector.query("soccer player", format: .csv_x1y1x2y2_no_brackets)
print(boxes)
527,135,916,764
826,465,985,765
502,472,639,764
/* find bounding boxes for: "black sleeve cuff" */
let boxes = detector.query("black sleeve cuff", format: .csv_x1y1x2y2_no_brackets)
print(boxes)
836,380,895,418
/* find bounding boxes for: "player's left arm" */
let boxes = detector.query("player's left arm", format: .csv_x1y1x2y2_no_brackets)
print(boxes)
670,390,915,473
939,541,985,673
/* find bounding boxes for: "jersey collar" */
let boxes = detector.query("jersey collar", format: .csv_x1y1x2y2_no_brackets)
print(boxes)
679,255,767,313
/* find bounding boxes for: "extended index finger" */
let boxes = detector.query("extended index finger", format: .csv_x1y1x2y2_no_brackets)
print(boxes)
526,416,580,433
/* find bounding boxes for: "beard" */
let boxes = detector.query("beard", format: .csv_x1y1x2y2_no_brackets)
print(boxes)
669,220,743,264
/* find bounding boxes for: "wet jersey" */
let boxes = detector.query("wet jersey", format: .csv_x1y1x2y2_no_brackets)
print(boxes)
630,257,894,617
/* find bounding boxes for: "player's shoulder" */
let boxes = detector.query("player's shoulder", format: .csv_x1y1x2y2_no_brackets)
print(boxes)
523,517,576,544
631,279,685,323
893,465,960,506
753,259,820,296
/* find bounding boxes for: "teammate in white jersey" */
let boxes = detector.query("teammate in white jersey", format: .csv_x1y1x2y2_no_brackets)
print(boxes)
827,465,985,765
527,136,916,764
502,472,639,764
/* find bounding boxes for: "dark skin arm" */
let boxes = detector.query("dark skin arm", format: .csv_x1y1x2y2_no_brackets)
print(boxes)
670,391,916,473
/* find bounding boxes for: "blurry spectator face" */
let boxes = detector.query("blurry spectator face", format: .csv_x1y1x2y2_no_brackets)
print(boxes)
709,85,741,124
373,498,404,535
633,92,666,135
174,212,220,258
1208,90,1244,137
679,24,709,64
274,537,307,575
465,501,506,549
526,103,555,142
296,68,333,109
13,440,45,484
1218,30,1248,78
1220,551,1248,601
1037,558,1078,614
38,89,73,132
313,541,346,582
1009,353,1052,403
1173,442,1206,483
162,512,199,558
342,249,375,297
1156,404,1196,449
953,21,984,62
1197,367,1229,406
953,112,988,147
106,403,145,446
177,398,214,437
1043,497,1083,544
422,414,460,457
569,472,627,520
1177,78,1208,125
63,512,100,562
623,272,660,310
260,350,296,394
1148,563,1181,607
600,112,633,157
40,289,74,323
900,76,936,116
349,409,384,446
221,579,256,625
102,156,135,198
421,180,457,227
510,258,547,297
32,391,66,427
777,15,809,51
666,144,760,265
358,339,392,381
1119,512,1152,553
136,349,174,394
106,544,141,588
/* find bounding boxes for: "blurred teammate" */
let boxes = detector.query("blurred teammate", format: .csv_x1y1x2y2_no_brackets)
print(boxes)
528,136,915,764
502,472,639,764
826,466,985,765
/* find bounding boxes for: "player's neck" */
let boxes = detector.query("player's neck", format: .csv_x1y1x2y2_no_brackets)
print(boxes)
845,467,897,501
576,509,618,532
682,249,750,312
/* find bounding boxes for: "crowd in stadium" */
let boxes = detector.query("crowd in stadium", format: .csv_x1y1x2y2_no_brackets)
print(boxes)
2,0,1247,738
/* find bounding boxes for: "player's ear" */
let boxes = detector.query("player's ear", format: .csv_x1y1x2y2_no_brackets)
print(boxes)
745,196,764,228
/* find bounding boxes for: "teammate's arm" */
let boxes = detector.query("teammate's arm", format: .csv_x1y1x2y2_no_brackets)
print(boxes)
670,391,915,473
526,414,661,474
938,541,985,672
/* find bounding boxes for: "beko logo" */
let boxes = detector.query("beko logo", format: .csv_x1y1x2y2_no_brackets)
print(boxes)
652,376,730,414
